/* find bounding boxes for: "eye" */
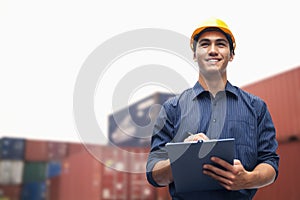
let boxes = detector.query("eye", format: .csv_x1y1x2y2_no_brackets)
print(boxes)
199,42,209,47
216,40,228,48
217,42,226,47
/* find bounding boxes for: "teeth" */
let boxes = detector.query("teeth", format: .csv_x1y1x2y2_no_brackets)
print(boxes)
208,59,218,62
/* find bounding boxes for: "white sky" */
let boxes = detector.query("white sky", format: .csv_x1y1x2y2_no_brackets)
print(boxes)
1,0,299,143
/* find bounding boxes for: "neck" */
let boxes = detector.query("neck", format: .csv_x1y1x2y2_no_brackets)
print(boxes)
198,73,227,97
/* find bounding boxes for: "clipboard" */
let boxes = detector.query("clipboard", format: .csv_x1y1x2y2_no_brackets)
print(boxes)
165,138,235,193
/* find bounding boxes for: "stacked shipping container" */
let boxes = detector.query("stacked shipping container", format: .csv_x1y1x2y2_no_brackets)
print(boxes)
0,138,69,200
0,138,171,200
242,66,300,142
254,140,300,199
22,139,68,200
241,66,300,199
0,137,25,200
108,92,176,147
1,66,299,199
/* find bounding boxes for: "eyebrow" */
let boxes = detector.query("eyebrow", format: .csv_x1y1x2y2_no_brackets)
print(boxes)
198,38,228,43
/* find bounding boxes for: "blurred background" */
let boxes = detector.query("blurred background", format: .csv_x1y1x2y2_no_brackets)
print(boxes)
1,0,300,199
1,66,299,200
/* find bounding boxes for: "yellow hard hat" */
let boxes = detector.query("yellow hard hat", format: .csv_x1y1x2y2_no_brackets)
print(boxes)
190,17,236,51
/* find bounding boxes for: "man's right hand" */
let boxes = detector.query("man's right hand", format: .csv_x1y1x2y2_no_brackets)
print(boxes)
184,133,209,142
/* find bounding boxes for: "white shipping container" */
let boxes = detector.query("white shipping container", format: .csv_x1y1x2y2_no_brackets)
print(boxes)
0,160,24,185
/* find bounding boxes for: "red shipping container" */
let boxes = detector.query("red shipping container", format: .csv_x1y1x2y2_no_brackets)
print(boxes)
68,142,86,156
25,139,48,161
242,66,300,142
0,185,22,200
48,150,102,200
25,139,68,161
100,146,129,200
254,140,300,200
127,147,156,200
47,141,68,160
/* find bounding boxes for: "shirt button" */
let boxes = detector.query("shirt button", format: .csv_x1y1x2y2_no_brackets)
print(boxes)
213,119,216,122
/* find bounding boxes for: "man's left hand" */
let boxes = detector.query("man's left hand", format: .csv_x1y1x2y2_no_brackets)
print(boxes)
202,157,251,190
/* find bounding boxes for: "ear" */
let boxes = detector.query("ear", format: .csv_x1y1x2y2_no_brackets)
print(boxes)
193,52,197,62
229,52,234,61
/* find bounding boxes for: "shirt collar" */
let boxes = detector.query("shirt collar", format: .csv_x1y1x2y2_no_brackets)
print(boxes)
192,81,238,100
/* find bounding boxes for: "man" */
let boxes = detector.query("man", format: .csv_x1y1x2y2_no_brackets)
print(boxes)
146,17,279,199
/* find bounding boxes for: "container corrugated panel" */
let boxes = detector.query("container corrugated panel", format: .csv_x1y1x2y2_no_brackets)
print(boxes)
47,150,102,200
0,160,24,185
242,66,300,142
22,162,48,183
68,142,86,156
108,92,176,147
127,147,156,200
21,181,47,200
25,140,69,161
0,137,25,160
101,146,129,200
0,185,22,200
25,140,49,161
254,140,300,200
47,141,68,161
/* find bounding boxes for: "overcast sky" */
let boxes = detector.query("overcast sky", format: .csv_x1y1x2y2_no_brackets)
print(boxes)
1,0,299,144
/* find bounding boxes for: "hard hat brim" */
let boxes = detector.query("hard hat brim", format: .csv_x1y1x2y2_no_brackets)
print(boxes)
190,26,236,51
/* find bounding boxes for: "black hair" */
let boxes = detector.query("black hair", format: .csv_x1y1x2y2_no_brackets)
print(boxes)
192,27,235,55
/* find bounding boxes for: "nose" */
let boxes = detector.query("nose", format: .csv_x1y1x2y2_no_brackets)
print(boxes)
208,44,218,56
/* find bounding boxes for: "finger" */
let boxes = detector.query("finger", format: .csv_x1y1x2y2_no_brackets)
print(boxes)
211,157,235,171
195,133,209,141
184,135,196,141
203,169,233,187
203,163,233,180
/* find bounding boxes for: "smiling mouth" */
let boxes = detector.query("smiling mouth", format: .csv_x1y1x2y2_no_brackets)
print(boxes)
207,59,220,64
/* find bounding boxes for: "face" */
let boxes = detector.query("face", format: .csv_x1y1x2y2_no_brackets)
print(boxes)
193,30,234,79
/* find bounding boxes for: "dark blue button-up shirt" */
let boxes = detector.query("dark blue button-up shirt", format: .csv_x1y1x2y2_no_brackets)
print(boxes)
146,81,279,200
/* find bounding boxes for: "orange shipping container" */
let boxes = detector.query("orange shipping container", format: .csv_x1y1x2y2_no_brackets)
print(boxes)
242,66,300,142
48,150,102,200
25,139,68,161
254,140,300,199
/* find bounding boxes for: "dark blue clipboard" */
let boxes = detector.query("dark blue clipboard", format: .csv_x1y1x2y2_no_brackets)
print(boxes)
166,138,235,193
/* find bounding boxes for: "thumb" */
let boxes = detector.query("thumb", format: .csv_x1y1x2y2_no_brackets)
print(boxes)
234,159,241,165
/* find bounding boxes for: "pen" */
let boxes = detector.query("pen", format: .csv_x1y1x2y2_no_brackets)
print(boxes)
187,132,194,136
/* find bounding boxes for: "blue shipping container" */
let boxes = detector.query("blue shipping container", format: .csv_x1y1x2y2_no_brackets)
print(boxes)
21,182,47,200
47,161,61,178
0,137,25,160
108,92,176,147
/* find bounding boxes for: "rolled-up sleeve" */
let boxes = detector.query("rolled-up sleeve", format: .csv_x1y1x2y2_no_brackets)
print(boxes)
146,98,177,186
256,101,280,180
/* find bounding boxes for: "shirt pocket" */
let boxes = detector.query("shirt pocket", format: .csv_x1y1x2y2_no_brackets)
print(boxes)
225,120,258,170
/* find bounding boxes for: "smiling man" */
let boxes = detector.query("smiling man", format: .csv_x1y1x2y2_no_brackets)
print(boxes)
146,17,279,199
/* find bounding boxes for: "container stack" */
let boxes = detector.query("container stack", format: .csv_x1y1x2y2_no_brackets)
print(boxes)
108,92,176,148
47,147,102,200
242,66,300,200
22,139,68,200
0,137,25,200
0,138,171,200
2,66,299,199
0,138,69,200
